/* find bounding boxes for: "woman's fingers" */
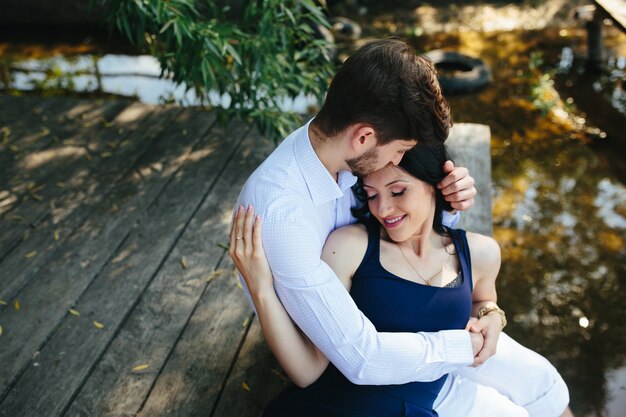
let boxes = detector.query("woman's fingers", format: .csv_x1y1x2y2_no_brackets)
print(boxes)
253,214,263,256
243,205,255,254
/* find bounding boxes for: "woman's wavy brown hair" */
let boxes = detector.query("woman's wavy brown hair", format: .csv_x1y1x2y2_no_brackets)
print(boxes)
313,38,452,145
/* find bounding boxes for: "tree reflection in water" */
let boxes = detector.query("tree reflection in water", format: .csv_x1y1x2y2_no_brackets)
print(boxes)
415,28,626,417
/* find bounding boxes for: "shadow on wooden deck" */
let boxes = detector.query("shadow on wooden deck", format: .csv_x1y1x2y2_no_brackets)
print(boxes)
0,95,491,417
0,95,287,417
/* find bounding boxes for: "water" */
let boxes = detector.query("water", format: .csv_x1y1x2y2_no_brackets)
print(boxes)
410,26,626,417
1,24,626,417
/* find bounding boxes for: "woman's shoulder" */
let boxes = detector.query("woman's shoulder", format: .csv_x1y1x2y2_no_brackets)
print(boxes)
322,223,369,281
464,232,501,276
324,223,369,252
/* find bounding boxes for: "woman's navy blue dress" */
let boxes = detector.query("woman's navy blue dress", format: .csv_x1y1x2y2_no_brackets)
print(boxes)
263,221,474,417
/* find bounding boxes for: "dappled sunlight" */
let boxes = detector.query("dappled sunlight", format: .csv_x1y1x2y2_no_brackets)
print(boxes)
20,145,86,170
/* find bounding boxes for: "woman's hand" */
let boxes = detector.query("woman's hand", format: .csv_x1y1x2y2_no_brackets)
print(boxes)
229,205,274,296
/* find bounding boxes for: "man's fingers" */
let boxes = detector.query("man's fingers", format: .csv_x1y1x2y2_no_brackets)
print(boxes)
440,174,475,197
450,198,475,211
442,160,455,174
438,166,468,190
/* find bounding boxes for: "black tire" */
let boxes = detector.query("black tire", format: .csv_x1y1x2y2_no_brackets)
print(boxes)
424,50,491,95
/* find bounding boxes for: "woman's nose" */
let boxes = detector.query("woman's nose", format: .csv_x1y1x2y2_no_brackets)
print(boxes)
377,196,394,217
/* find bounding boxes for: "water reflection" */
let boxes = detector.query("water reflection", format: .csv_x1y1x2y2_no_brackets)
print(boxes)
403,26,626,417
0,53,318,112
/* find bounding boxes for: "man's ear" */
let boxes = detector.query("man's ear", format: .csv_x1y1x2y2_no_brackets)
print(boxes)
349,124,377,151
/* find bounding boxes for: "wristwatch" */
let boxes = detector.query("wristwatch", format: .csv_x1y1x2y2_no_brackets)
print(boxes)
477,305,507,329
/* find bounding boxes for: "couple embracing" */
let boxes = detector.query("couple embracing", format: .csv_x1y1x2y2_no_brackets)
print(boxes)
230,39,572,417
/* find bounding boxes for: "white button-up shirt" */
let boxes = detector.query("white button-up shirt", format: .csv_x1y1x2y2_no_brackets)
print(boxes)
235,120,473,385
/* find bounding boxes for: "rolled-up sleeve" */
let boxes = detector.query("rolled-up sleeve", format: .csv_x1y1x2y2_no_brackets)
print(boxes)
262,214,474,385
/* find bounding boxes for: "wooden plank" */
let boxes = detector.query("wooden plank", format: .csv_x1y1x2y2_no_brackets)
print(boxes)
0,113,245,417
63,129,262,417
446,123,493,236
0,98,129,220
212,317,291,417
0,103,178,302
0,108,214,401
594,0,626,33
0,98,108,179
0,99,130,256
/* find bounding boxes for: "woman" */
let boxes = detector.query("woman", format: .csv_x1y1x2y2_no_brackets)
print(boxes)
230,142,531,416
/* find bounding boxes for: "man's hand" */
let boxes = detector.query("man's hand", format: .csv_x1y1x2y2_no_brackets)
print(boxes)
469,313,503,366
438,160,476,211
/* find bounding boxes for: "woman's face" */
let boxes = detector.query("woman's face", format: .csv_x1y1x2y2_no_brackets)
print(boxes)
363,164,436,242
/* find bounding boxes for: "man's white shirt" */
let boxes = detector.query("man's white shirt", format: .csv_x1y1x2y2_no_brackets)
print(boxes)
235,120,473,385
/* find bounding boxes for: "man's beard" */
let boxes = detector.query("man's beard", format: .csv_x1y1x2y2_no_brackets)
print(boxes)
346,147,379,177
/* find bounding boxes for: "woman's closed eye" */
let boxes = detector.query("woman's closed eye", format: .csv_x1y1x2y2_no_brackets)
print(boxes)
367,194,378,201
391,189,406,197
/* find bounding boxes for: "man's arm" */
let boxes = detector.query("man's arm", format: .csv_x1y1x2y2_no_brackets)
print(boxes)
261,213,474,385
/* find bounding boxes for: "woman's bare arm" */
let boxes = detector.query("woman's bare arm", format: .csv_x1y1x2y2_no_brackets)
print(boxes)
229,206,328,387
466,232,505,365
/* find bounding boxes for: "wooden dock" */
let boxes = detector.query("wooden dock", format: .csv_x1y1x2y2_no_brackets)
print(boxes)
0,95,491,417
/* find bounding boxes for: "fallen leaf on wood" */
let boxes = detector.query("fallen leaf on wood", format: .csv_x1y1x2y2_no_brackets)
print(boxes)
181,256,188,269
205,269,225,282
25,251,37,258
54,230,60,241
56,182,66,188
8,145,19,152
0,300,7,305
241,382,250,392
69,308,80,316
132,364,150,372
0,325,3,336
93,320,105,329
14,300,21,310
101,152,113,158
242,316,249,328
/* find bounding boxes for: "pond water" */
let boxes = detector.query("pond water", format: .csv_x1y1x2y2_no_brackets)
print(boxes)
1,23,625,417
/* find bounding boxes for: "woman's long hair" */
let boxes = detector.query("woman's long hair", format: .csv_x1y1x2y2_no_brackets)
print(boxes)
352,143,453,236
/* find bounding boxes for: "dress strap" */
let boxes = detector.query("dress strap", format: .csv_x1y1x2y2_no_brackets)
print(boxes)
447,228,473,290
353,218,382,276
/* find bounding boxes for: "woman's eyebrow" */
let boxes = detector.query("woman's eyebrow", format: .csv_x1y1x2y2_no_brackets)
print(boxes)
385,179,409,186
362,179,409,188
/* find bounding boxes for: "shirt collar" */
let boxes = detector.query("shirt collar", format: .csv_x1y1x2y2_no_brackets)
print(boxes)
294,119,358,207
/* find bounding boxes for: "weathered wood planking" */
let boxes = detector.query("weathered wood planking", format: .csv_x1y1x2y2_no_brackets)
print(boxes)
0,99,129,259
0,111,247,417
0,103,180,302
0,107,213,401
59,124,254,417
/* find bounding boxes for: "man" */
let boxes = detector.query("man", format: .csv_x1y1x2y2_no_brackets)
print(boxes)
233,39,571,416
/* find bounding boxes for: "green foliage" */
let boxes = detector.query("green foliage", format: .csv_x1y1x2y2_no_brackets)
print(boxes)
94,0,334,143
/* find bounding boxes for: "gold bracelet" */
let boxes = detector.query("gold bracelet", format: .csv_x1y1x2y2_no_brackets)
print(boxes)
477,305,507,329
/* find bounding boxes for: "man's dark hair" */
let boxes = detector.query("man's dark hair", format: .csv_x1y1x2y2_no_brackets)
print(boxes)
313,38,452,145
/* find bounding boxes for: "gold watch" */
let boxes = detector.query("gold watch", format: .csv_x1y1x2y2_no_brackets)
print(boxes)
477,305,507,329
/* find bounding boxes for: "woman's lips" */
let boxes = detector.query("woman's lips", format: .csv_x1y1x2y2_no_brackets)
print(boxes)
383,214,406,229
